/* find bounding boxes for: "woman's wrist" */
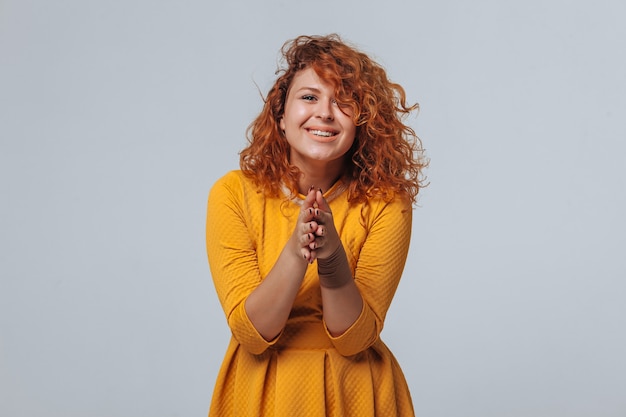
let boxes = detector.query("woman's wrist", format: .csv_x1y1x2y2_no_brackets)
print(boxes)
317,244,352,288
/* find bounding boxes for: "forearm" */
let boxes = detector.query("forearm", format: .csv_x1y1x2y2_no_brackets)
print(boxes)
318,244,364,336
244,242,309,341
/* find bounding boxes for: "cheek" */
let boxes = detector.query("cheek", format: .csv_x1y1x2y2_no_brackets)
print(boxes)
345,136,356,151
342,119,357,139
280,104,301,131
348,125,357,139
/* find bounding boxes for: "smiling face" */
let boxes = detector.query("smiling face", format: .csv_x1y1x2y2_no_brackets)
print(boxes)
279,67,356,172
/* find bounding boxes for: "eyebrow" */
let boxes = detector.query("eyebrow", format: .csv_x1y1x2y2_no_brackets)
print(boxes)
293,86,323,94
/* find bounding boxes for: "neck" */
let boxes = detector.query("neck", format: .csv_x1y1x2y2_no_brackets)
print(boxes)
295,160,345,195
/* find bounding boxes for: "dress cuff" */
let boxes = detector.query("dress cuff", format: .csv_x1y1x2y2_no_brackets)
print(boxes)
229,302,281,355
325,302,379,356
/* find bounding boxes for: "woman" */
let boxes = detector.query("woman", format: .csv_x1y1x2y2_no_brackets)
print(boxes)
206,34,427,417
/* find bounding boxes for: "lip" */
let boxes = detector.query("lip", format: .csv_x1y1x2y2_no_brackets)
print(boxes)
305,127,340,142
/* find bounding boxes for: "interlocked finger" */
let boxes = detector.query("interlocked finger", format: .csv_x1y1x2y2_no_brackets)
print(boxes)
303,221,319,234
309,236,326,250
300,232,315,246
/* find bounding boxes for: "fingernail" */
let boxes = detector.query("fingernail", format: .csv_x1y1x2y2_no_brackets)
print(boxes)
308,185,315,193
318,188,323,193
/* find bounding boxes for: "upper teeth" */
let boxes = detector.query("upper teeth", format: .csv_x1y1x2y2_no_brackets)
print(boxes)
310,130,334,137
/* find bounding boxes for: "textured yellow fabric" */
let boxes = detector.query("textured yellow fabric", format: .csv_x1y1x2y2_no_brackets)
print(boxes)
206,170,415,417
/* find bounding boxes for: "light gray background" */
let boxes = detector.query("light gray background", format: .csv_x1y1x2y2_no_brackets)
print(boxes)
1,0,625,416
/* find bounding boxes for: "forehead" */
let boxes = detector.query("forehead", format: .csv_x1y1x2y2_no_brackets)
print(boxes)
288,67,333,94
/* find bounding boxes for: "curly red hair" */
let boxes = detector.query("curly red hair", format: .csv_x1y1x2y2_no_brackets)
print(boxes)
240,34,428,204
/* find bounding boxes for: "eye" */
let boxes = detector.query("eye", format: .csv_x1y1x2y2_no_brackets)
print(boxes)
301,94,317,102
332,98,346,108
334,99,353,114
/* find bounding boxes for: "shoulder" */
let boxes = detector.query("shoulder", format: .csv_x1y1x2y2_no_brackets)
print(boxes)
211,170,252,190
208,170,278,215
353,193,413,234
208,170,249,208
331,191,412,234
209,170,258,198
362,192,413,220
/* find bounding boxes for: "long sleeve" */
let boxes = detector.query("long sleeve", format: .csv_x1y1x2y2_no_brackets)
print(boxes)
326,196,413,356
206,172,278,354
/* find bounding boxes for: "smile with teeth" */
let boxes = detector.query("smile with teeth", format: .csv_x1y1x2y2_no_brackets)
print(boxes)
308,129,338,137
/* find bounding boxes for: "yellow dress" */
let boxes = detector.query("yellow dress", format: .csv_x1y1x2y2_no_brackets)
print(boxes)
206,170,415,417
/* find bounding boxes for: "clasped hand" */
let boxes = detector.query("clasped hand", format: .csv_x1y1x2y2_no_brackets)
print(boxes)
292,187,340,263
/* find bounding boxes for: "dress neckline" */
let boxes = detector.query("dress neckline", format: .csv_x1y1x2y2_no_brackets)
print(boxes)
281,179,347,206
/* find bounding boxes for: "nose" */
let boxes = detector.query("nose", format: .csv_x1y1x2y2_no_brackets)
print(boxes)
316,99,334,121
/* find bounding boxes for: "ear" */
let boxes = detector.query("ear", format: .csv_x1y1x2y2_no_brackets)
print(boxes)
279,117,285,132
